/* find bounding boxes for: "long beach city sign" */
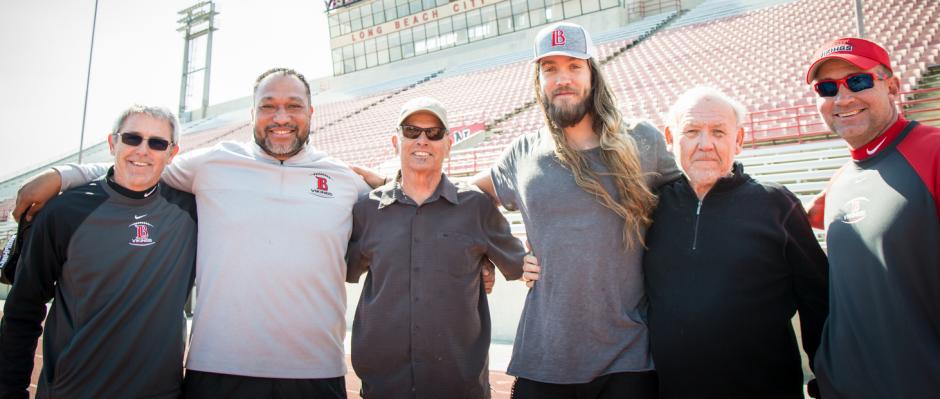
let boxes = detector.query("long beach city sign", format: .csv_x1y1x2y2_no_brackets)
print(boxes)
330,0,507,48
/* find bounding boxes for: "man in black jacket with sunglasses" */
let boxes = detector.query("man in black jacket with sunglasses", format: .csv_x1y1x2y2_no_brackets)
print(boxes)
0,105,197,399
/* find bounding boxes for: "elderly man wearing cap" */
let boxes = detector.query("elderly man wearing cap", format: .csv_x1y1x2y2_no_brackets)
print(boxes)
644,87,828,399
345,97,525,398
470,22,680,397
805,38,940,398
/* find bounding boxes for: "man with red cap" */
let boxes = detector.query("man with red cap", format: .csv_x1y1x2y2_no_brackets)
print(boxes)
805,38,940,398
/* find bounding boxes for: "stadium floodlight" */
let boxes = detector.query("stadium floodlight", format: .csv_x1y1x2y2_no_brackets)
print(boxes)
77,0,100,164
855,0,866,38
177,1,219,122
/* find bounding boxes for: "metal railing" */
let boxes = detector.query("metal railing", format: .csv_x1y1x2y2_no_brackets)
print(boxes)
741,86,940,148
626,0,683,19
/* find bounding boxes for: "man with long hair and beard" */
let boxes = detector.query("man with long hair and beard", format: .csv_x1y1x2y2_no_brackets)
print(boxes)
473,22,681,398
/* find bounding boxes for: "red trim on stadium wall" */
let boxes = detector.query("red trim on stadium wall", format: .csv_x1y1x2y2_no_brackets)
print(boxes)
452,122,486,144
330,0,507,48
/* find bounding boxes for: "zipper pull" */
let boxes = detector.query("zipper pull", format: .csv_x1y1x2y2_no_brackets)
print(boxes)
691,199,703,251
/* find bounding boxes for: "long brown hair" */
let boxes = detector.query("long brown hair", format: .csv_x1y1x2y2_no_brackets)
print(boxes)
533,58,657,249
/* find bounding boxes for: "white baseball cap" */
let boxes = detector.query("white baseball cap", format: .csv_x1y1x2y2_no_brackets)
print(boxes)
532,22,598,63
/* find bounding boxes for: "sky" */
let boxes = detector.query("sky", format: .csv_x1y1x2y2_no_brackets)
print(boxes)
0,0,333,180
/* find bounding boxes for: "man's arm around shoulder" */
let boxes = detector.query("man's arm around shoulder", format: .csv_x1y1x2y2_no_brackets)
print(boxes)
345,195,373,284
471,170,500,208
13,162,111,222
475,191,525,281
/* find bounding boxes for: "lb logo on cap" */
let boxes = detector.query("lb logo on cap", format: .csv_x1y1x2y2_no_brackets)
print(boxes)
551,29,566,47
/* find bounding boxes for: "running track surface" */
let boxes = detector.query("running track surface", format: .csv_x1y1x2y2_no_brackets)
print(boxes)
2,308,811,399
1,309,516,399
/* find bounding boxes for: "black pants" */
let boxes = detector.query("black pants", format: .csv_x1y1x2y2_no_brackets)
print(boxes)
512,371,658,399
181,370,347,399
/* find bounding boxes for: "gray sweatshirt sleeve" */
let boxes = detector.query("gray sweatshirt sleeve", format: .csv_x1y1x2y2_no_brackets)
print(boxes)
54,163,110,191
60,145,216,194
490,135,526,212
159,150,202,193
630,122,681,189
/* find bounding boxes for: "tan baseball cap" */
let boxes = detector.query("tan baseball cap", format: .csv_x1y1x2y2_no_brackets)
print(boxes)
397,97,449,130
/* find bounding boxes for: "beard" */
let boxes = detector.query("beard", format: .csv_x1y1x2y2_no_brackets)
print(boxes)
545,89,591,128
254,123,309,158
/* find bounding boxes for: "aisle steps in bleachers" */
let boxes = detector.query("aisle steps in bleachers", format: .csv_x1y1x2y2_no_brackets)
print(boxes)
670,0,798,29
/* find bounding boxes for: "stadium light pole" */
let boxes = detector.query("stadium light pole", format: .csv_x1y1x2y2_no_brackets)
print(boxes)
177,1,219,122
855,0,866,38
77,0,100,164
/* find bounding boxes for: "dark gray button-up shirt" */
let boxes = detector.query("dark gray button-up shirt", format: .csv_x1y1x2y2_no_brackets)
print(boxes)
346,174,525,399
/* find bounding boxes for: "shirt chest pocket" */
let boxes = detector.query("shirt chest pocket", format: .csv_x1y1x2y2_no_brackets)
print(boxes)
433,231,486,277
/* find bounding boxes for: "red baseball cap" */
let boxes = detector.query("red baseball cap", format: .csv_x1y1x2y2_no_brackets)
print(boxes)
805,37,893,83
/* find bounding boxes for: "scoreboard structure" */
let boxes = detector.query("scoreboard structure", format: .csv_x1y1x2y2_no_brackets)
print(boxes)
325,0,687,76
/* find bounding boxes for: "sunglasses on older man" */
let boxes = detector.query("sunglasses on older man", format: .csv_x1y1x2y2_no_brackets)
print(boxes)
114,132,173,151
813,72,883,97
398,125,448,141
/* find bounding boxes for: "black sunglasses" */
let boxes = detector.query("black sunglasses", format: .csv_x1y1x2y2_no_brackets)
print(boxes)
114,132,172,151
398,125,448,141
813,72,882,97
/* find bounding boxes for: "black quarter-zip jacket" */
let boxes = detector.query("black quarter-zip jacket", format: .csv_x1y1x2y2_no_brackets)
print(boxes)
643,162,829,399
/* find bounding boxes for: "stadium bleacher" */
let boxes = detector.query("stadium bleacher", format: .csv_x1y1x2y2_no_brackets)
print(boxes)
306,10,686,169
441,0,939,177
669,0,799,28
3,0,939,250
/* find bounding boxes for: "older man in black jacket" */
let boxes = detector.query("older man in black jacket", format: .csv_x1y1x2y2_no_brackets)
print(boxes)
643,87,829,399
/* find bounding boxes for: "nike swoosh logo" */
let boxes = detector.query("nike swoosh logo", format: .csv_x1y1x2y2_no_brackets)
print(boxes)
134,214,147,220
866,137,888,155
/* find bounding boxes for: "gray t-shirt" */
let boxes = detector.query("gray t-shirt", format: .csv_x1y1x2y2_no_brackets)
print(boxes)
491,122,680,384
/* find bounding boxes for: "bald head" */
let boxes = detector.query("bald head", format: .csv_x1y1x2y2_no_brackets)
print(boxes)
665,87,746,198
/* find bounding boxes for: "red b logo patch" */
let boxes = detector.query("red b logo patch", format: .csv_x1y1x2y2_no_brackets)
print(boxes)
839,197,869,224
129,221,156,247
136,224,150,240
551,29,566,46
310,172,335,198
